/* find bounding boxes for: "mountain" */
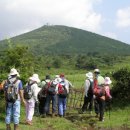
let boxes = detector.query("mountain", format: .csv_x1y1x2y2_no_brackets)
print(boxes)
0,25,130,55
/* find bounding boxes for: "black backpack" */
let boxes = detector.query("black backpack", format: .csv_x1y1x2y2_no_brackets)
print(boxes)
47,82,56,95
38,82,49,100
5,79,18,103
87,79,93,96
24,82,34,100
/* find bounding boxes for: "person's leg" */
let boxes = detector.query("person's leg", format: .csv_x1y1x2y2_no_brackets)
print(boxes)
82,96,89,112
99,99,105,121
13,100,20,130
58,97,63,116
63,97,67,117
25,101,29,121
94,98,99,117
26,101,35,123
88,96,93,112
52,95,57,116
5,102,13,130
44,95,51,116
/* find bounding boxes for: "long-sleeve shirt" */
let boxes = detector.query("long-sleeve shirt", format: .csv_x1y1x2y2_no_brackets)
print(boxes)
27,83,40,102
84,78,93,97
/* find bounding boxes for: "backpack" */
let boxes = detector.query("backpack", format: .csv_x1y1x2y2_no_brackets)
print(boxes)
93,76,105,97
93,85,105,97
38,81,49,100
24,82,34,100
47,82,56,95
5,79,19,103
87,79,93,96
58,82,68,98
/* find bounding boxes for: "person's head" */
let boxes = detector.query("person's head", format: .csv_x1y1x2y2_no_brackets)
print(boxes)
104,77,112,85
8,68,20,79
29,74,40,84
8,68,20,83
60,74,65,80
86,72,93,79
45,75,51,83
93,69,100,78
45,75,51,80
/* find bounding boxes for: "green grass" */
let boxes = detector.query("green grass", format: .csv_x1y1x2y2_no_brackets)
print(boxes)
1,104,130,130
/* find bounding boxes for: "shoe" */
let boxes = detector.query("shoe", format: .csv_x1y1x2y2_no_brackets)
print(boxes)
26,121,32,125
59,115,63,118
95,114,99,118
52,113,55,117
99,119,104,122
89,111,92,115
41,114,46,118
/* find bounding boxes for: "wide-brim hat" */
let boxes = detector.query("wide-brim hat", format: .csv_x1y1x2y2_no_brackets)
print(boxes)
94,69,100,74
55,75,60,78
104,77,112,85
86,72,93,79
9,68,20,77
29,74,40,83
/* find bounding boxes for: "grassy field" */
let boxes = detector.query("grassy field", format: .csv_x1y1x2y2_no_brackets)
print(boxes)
1,57,130,130
0,105,130,130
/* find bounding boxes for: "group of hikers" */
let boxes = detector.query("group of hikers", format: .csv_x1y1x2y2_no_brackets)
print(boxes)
1,68,112,130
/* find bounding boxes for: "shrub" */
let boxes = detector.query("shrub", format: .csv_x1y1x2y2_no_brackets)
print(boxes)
112,68,130,103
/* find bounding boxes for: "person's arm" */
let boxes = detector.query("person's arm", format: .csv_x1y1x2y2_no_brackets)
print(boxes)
84,80,90,97
32,84,39,102
19,81,26,106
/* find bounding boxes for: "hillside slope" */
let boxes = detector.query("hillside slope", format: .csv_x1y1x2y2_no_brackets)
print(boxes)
0,25,130,55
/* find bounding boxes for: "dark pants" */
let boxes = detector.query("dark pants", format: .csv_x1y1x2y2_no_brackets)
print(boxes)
82,95,93,112
44,94,57,114
39,97,46,115
94,98,105,120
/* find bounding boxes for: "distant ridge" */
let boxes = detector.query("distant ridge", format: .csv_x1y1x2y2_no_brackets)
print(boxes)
0,25,130,55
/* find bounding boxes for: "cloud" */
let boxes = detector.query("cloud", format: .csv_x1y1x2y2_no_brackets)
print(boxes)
0,0,102,39
116,7,130,28
103,32,117,40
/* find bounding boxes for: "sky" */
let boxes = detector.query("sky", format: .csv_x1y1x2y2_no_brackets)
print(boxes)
0,0,130,44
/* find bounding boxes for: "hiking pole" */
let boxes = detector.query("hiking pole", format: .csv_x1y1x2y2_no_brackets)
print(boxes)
108,99,111,120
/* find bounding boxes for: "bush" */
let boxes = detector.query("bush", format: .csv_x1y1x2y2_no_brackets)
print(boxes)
112,68,130,103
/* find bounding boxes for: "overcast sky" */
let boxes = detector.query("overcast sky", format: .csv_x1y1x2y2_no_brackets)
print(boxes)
0,0,130,44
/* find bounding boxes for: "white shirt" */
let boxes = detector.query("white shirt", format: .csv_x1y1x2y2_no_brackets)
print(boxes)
84,78,93,97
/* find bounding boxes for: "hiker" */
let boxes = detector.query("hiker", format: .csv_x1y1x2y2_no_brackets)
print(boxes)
38,75,51,116
4,68,26,130
81,72,93,114
57,77,69,117
93,69,106,121
60,74,73,91
44,79,58,117
24,74,40,125
104,77,112,109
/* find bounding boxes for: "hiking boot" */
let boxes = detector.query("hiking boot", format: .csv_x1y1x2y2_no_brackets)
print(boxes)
59,115,63,118
26,121,33,126
41,114,46,118
89,111,92,115
52,113,55,117
95,114,99,118
63,111,66,117
14,124,20,130
6,124,11,130
99,119,104,122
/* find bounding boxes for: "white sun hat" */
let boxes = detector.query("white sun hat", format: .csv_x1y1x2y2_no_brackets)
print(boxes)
55,75,60,78
104,77,112,85
9,68,20,77
94,69,100,73
86,72,93,79
29,74,40,83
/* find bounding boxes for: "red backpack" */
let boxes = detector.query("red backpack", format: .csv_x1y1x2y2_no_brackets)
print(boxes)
93,79,105,97
58,83,68,98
